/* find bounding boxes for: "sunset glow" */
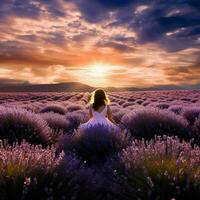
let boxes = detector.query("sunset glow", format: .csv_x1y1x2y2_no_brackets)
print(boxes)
0,0,199,88
74,63,112,87
90,63,109,78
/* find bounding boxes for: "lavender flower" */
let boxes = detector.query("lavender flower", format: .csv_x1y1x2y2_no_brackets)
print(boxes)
58,124,130,165
0,107,52,146
121,108,190,140
66,103,84,112
40,105,66,115
101,136,200,200
181,106,200,125
40,112,70,140
0,140,93,200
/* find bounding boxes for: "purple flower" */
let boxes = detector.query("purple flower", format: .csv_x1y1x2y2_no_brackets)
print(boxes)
0,107,52,146
121,108,190,140
40,105,66,115
58,124,130,165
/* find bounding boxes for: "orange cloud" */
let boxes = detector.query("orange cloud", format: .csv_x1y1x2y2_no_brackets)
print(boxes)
0,1,199,88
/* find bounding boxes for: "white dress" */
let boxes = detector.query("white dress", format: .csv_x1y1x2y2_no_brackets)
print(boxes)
80,105,119,130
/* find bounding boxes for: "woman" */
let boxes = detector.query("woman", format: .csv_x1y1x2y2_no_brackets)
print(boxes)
80,89,118,130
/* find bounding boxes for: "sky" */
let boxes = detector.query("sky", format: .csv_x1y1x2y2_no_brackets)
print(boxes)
0,0,199,88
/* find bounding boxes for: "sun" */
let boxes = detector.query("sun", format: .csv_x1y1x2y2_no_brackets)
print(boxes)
74,61,122,87
75,62,111,87
90,63,109,77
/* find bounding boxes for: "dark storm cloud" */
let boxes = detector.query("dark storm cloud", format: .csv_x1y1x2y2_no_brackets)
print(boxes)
39,0,67,17
69,0,137,22
131,6,200,51
70,1,109,23
95,0,134,8
0,0,66,21
71,0,136,10
187,0,200,8
71,0,200,51
0,0,41,20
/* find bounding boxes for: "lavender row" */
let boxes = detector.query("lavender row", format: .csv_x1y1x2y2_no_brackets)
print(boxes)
0,133,199,199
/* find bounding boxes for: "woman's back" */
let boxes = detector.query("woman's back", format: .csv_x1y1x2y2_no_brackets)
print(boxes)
92,105,107,118
79,89,118,130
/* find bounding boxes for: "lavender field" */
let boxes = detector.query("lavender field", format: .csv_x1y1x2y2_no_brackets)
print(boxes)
0,90,200,200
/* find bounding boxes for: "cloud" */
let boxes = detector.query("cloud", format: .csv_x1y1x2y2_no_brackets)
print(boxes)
0,65,76,84
163,57,200,85
0,0,41,21
71,0,200,51
0,0,199,87
97,41,135,52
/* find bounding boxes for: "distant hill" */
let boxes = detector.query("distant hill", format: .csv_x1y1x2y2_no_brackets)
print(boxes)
0,82,95,92
105,84,200,92
0,81,199,92
139,84,200,91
